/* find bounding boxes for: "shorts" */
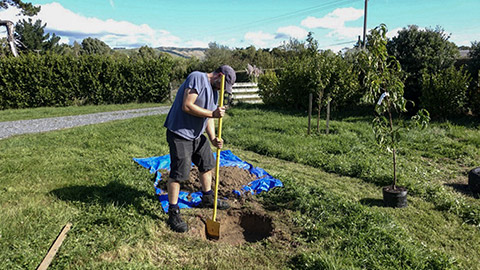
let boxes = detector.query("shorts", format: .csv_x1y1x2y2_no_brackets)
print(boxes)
166,129,215,182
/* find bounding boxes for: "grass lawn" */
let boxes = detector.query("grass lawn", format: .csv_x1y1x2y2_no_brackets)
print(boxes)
0,104,479,269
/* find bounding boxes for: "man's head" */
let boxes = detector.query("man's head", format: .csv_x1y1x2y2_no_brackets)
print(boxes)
213,65,236,93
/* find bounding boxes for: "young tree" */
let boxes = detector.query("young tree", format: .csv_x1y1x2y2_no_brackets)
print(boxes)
306,33,359,134
363,24,429,194
322,53,360,133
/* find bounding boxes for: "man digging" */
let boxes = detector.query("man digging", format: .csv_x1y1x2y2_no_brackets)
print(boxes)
163,65,236,233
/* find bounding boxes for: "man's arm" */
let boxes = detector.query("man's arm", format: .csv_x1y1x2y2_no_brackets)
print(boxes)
206,118,216,142
206,118,223,148
182,88,224,118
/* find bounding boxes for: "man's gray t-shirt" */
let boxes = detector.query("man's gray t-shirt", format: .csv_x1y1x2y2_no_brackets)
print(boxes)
164,71,218,140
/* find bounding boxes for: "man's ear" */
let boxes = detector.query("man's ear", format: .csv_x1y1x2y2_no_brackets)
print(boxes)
214,72,221,80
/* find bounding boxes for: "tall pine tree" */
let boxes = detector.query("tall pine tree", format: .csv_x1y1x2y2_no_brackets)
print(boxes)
14,18,60,53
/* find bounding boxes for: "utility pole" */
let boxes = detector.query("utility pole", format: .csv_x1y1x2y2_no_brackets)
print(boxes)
362,0,368,49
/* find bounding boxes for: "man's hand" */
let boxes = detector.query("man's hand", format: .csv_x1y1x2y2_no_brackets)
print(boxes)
212,106,226,118
211,137,223,149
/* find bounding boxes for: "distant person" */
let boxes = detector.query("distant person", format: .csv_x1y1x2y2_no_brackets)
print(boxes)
163,65,236,233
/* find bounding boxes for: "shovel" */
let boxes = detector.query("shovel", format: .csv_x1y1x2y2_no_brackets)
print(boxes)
206,74,226,240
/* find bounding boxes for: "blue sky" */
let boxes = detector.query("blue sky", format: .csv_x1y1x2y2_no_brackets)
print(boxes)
0,0,478,51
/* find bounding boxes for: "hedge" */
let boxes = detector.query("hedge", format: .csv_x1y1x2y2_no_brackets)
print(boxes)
0,53,173,109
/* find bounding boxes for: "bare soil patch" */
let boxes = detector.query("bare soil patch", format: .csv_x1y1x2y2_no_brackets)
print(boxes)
157,166,258,199
157,166,287,245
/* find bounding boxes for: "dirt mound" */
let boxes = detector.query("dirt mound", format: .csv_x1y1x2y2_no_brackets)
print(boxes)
157,166,278,245
157,166,258,198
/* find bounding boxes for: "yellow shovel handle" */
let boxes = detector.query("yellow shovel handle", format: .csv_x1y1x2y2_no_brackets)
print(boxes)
212,74,225,221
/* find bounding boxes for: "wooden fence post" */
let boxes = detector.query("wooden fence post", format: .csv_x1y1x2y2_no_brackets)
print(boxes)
326,100,331,134
308,93,312,135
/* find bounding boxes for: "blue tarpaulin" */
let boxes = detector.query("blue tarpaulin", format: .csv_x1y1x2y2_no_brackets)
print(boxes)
133,150,283,212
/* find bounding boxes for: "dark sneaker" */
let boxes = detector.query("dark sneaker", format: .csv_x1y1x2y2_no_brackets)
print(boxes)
167,208,188,233
198,193,230,210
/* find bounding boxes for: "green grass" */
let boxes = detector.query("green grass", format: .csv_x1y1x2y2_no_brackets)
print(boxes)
0,104,479,269
224,105,480,227
0,102,167,122
239,151,479,270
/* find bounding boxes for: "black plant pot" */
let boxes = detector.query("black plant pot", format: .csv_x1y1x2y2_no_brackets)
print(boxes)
382,186,408,208
468,167,480,194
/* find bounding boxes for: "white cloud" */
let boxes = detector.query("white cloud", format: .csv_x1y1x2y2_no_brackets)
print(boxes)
109,0,115,8
302,16,337,29
324,44,349,53
327,26,363,39
276,26,308,40
301,7,363,39
0,5,21,18
59,36,70,45
0,2,190,48
386,27,403,39
451,31,478,47
302,7,363,29
385,26,428,40
330,7,364,22
244,31,275,48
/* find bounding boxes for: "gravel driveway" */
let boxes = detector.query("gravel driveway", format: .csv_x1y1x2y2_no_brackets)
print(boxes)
0,106,170,140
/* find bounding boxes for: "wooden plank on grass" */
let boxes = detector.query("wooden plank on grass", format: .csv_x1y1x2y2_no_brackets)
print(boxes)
37,222,72,270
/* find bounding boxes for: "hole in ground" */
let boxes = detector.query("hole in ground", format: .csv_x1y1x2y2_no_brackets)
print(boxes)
187,209,274,245
240,213,273,243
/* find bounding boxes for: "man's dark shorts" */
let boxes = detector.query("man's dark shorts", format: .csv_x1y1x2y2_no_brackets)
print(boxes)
166,129,215,182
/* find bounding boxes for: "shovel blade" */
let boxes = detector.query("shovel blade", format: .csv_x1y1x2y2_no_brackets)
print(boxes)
206,219,220,240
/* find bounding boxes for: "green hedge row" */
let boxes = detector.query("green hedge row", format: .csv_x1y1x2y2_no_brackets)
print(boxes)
258,54,476,118
0,53,173,109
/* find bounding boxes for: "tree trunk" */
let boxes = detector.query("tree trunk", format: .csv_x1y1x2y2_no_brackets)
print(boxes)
387,100,397,189
392,147,397,189
308,93,312,135
0,20,19,57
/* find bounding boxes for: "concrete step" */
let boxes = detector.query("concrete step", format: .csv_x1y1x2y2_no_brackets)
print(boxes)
231,82,262,104
232,88,259,93
233,93,260,99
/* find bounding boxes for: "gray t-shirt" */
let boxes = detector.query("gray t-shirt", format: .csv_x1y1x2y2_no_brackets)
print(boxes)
164,71,218,140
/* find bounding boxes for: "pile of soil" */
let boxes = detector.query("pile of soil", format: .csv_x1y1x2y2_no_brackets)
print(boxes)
156,166,284,245
157,166,258,198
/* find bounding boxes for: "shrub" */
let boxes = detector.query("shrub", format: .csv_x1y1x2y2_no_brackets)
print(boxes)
257,44,360,111
258,70,280,105
326,53,361,109
420,66,471,118
276,57,316,110
387,25,459,110
0,53,173,109
467,41,480,115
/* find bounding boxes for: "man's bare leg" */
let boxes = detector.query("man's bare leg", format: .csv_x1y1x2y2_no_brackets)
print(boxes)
167,178,180,205
199,170,212,192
